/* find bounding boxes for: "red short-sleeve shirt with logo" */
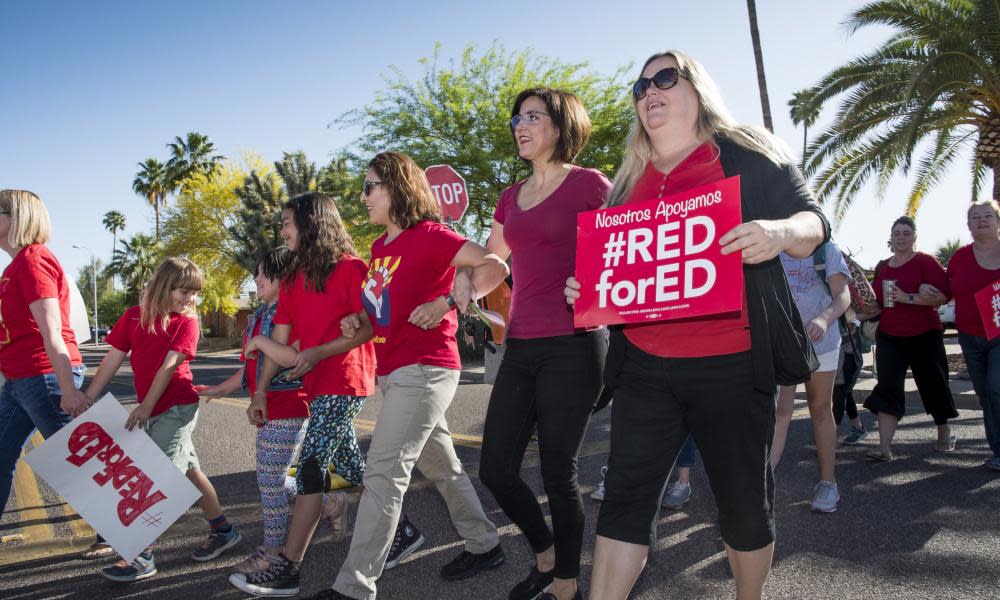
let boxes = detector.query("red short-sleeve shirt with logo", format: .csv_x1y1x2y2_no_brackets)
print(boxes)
362,220,468,376
242,315,310,421
273,256,375,397
106,305,200,417
872,252,949,337
0,244,83,379
947,244,1000,337
622,144,751,358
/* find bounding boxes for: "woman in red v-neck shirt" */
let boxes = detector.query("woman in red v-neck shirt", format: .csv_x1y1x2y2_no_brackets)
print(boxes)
565,51,827,600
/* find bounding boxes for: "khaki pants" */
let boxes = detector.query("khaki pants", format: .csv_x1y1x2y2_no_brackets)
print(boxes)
333,364,499,599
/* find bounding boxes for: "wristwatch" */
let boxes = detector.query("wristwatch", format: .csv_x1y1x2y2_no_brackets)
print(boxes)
445,294,457,308
908,293,915,304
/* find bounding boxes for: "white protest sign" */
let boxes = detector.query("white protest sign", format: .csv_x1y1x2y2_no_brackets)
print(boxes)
24,394,201,562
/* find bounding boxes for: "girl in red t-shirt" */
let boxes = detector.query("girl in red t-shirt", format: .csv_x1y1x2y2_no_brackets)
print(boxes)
230,193,375,598
197,247,312,573
85,258,242,582
0,190,88,520
862,216,958,461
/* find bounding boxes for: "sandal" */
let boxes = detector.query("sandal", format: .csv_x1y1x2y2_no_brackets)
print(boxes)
866,448,894,462
934,434,957,452
80,541,115,560
322,491,350,543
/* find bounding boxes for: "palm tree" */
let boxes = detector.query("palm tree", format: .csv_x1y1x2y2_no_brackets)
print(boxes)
101,210,126,259
804,0,1000,224
788,88,821,171
935,238,962,268
132,158,169,240
165,132,224,193
107,233,160,304
746,0,774,132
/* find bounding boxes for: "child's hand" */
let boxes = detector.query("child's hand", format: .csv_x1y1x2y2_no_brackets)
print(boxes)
247,391,267,425
341,314,361,338
60,389,92,418
244,336,260,359
195,384,221,402
125,404,154,431
288,347,321,380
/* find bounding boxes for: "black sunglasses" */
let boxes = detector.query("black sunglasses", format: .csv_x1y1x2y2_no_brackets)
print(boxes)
363,181,385,197
632,67,687,102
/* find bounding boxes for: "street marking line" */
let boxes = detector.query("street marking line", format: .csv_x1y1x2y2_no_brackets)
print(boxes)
9,433,54,546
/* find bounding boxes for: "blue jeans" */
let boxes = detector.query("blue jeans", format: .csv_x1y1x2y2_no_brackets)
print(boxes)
676,435,698,469
958,332,1000,458
0,366,86,516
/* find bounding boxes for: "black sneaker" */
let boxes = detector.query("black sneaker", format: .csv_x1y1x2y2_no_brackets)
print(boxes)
539,591,581,600
384,516,425,570
440,543,505,581
228,555,300,597
308,590,356,599
509,565,555,599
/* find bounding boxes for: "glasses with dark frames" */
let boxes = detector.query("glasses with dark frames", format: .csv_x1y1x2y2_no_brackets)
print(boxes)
632,67,688,102
363,181,385,197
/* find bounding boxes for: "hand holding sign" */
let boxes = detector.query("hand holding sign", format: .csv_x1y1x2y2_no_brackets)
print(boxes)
719,219,790,264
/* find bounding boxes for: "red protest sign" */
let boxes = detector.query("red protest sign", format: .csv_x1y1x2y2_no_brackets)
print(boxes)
973,278,1000,340
425,164,468,223
573,176,744,328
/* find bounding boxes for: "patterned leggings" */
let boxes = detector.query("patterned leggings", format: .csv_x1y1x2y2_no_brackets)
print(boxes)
295,395,367,495
256,418,308,547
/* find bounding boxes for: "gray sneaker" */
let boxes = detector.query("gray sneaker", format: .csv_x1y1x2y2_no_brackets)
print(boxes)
661,481,691,509
810,481,839,513
842,426,868,445
591,466,608,501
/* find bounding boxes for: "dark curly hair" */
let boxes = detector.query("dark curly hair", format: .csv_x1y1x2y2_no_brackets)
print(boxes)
282,192,357,292
256,246,294,281
368,152,441,230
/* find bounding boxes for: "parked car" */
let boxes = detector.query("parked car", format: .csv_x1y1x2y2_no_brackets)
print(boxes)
938,300,955,330
90,326,109,341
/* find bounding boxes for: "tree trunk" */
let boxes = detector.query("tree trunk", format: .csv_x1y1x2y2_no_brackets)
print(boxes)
802,125,808,172
747,0,774,132
994,164,999,201
111,232,117,291
155,205,161,240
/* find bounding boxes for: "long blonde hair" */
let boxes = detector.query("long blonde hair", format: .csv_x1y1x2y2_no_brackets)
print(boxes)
607,50,792,207
0,190,52,247
140,257,204,333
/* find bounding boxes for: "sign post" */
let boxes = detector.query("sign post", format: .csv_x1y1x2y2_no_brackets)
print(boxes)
425,165,469,227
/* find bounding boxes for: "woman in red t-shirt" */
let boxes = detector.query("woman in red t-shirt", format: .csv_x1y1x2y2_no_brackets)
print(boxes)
946,200,1000,472
862,216,957,461
473,87,610,600
0,190,88,518
197,247,312,573
329,152,509,600
565,51,827,600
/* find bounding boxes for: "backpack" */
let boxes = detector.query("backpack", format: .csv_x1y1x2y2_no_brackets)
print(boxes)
812,243,879,353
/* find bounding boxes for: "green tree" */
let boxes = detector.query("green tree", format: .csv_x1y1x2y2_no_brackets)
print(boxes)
317,152,382,256
337,43,633,238
166,132,225,193
75,259,115,317
108,233,161,304
935,238,962,268
132,158,169,240
747,0,774,132
102,210,126,260
228,160,288,273
276,150,317,196
788,88,821,171
804,0,1000,223
98,289,129,331
161,160,251,316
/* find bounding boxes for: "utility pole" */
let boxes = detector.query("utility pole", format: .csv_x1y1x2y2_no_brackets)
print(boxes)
73,244,100,348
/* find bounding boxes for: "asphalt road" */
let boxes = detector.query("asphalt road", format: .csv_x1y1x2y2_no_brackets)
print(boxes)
1,344,998,600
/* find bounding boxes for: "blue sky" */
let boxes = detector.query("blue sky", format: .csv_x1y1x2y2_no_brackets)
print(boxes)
0,0,974,283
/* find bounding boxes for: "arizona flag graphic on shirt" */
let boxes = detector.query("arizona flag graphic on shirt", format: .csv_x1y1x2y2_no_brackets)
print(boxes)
362,256,401,326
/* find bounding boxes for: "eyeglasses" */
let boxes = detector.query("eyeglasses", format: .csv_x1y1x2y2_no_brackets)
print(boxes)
510,111,550,129
0,211,9,216
363,181,385,197
632,67,687,102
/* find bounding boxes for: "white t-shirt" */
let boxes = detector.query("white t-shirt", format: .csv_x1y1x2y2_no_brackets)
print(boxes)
780,241,851,356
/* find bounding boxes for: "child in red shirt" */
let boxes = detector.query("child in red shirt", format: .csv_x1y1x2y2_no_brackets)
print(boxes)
229,192,375,598
197,247,311,574
85,258,241,582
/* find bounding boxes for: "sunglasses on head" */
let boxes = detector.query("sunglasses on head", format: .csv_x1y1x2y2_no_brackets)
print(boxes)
632,67,686,102
363,181,385,197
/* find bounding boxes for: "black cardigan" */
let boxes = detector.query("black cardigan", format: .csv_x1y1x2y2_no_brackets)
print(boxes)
605,137,830,394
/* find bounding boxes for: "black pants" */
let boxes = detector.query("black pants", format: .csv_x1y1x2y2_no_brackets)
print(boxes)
479,331,607,579
833,341,862,425
596,338,775,552
863,329,958,425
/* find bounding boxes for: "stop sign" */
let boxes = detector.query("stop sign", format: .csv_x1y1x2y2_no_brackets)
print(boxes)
425,164,468,223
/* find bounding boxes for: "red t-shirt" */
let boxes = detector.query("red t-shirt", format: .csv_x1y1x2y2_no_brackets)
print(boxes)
872,252,949,336
947,244,999,337
363,220,467,376
242,314,310,421
106,305,199,417
622,145,751,357
0,244,83,379
273,257,375,397
495,167,611,338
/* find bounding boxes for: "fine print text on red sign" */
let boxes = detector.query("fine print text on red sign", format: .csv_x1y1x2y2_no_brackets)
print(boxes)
573,176,744,328
973,278,1000,340
66,421,169,527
